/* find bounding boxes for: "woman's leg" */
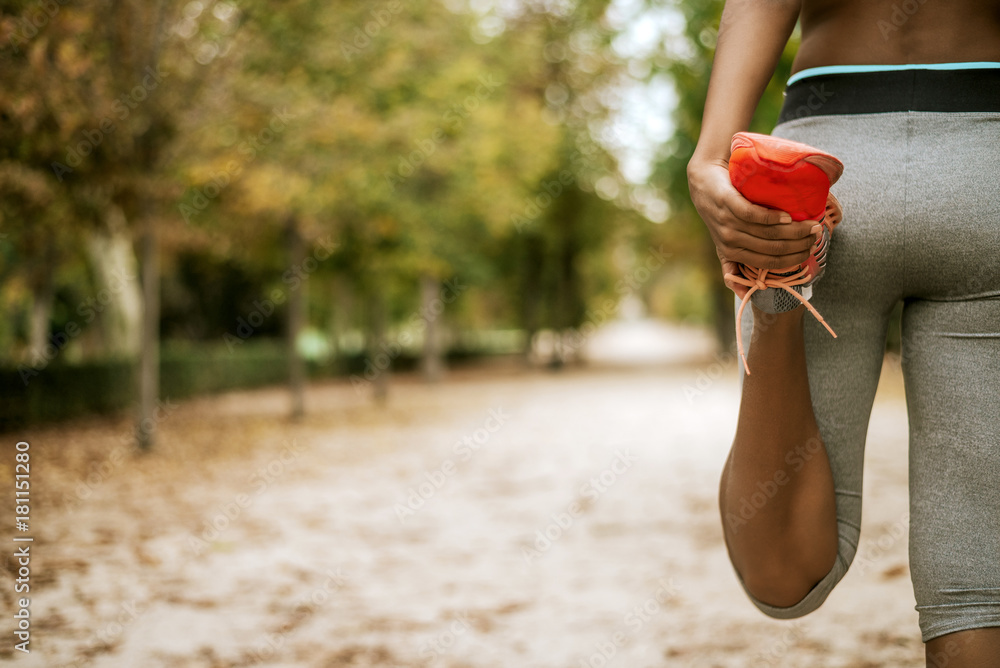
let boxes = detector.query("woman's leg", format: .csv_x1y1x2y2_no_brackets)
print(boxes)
925,629,1000,668
902,296,1000,665
725,276,894,615
723,112,904,618
896,111,1000,665
720,304,839,606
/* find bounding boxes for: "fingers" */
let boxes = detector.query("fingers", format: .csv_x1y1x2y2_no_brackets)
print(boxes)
723,192,789,226
728,247,812,271
719,227,814,262
689,161,825,293
712,215,818,269
715,195,822,270
740,218,819,241
724,200,822,241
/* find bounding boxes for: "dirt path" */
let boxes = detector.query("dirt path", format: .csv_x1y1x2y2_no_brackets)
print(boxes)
1,355,922,667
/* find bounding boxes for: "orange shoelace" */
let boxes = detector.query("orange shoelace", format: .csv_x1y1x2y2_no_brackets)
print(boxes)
726,195,841,375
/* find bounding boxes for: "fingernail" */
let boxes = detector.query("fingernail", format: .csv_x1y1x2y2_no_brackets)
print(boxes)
779,213,792,223
810,223,823,235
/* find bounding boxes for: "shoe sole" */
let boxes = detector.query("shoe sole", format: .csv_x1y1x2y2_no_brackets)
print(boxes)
730,131,844,222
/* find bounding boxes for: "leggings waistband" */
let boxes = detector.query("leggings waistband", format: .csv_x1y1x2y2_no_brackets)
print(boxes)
778,66,1000,124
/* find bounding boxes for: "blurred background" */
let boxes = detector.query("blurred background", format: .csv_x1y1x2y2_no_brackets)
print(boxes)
0,1,919,666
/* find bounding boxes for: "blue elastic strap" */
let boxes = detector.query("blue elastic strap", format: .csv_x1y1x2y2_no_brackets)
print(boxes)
788,62,1000,86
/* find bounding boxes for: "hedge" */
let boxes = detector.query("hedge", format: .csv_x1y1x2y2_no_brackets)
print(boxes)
0,338,506,431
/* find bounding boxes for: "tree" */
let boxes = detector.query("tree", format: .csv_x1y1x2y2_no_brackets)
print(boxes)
1,0,238,446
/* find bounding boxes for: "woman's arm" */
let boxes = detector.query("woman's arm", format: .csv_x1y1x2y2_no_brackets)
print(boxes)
688,0,816,297
688,0,839,607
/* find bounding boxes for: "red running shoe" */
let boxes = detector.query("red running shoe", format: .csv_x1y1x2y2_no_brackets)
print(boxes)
727,131,844,374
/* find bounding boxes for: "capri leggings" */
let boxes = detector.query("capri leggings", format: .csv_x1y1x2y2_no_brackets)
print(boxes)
735,63,1000,642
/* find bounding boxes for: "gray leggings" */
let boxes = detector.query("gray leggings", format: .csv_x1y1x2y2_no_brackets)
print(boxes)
736,110,1000,642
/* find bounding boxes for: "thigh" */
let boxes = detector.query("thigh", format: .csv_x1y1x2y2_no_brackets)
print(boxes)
766,114,907,555
903,295,1000,642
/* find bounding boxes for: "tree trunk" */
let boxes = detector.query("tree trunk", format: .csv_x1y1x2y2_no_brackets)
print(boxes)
27,276,54,362
87,205,142,358
556,190,585,368
551,232,580,370
329,276,356,370
520,235,544,365
420,274,443,383
286,217,306,419
327,277,345,361
136,215,159,451
368,290,389,405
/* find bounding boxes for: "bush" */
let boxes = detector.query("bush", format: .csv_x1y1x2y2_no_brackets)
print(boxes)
2,340,296,431
0,337,506,431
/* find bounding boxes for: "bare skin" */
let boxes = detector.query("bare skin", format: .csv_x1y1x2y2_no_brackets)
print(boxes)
688,1,1000,665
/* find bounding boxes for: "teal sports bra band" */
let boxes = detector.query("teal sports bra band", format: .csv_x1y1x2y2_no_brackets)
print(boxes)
787,62,1000,86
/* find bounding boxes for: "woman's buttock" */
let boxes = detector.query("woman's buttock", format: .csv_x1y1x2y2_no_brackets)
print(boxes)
771,66,1000,304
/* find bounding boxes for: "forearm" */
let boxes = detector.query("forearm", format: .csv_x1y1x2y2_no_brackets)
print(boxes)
692,0,801,165
720,306,838,605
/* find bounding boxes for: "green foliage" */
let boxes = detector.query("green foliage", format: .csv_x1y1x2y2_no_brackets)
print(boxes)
2,0,653,385
645,0,799,340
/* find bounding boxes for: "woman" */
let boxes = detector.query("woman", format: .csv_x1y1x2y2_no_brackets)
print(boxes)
686,0,1000,665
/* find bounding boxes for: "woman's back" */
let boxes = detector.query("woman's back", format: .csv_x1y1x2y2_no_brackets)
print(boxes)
795,0,1000,71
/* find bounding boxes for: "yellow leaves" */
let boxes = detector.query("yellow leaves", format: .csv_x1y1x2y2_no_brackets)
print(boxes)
0,161,55,207
306,98,380,148
371,215,397,239
55,38,92,80
27,34,47,72
233,163,312,218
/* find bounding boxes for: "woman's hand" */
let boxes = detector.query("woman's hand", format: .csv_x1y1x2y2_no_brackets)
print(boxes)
687,156,820,299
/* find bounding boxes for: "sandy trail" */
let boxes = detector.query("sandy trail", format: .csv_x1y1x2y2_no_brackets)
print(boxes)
1,350,921,667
